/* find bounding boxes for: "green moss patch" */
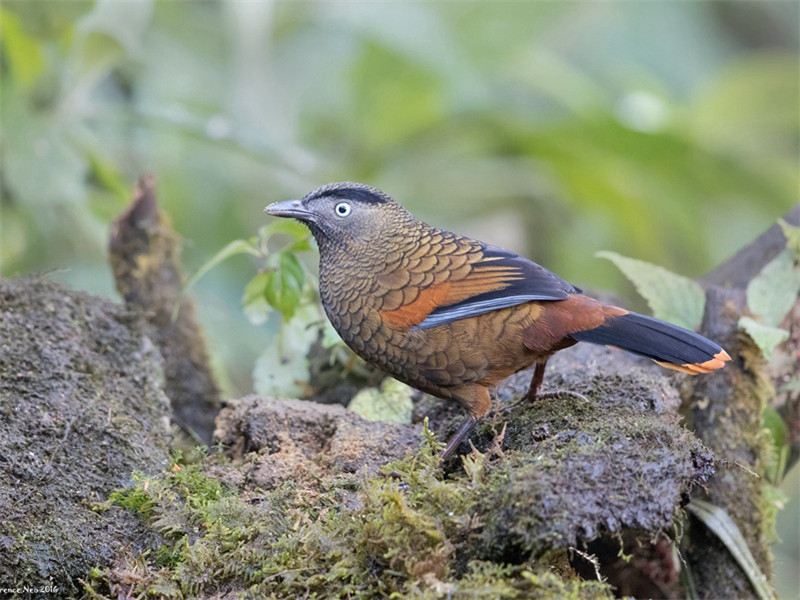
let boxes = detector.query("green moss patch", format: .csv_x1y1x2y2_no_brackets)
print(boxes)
82,336,711,598
86,427,613,599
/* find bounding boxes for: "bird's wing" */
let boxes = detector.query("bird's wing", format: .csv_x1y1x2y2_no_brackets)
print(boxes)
378,240,579,330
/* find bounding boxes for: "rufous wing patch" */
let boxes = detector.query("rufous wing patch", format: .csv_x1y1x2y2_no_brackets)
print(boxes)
380,263,523,329
522,295,609,352
445,266,522,304
380,283,452,329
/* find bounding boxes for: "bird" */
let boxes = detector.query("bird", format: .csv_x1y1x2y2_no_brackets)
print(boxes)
264,182,730,458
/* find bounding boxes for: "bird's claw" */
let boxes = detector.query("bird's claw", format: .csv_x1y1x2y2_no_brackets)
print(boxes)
536,389,591,403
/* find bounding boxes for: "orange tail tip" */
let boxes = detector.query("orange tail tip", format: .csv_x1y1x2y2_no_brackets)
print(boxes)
654,349,731,376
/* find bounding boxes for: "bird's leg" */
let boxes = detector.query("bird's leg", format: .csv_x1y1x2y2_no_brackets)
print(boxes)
440,416,478,461
521,359,590,404
523,361,548,402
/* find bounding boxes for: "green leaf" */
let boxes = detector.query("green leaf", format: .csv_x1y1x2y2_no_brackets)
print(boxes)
348,378,414,424
686,499,775,600
252,304,320,398
253,342,310,399
762,407,788,455
75,0,154,57
738,316,789,359
288,237,314,253
184,239,261,293
264,252,306,321
746,248,800,327
596,251,706,330
778,219,800,257
780,378,800,393
86,151,130,201
259,219,310,241
242,272,272,326
259,219,313,253
0,7,46,88
762,407,790,485
321,320,344,349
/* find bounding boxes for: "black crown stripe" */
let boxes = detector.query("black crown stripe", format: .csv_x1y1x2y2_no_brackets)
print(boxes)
307,186,389,205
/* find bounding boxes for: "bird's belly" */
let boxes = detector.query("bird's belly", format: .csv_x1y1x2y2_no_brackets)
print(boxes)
410,305,542,388
329,301,542,395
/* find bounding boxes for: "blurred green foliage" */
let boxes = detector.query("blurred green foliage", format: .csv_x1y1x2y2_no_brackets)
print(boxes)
1,0,798,393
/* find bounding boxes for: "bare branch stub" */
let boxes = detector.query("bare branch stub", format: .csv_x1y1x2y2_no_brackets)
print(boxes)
701,203,800,470
701,204,800,289
109,174,221,443
682,204,800,599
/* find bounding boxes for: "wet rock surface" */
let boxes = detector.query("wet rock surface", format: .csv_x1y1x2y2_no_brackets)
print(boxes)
214,395,423,493
0,277,171,595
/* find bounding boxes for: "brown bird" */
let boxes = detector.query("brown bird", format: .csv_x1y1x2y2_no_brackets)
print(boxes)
265,182,730,458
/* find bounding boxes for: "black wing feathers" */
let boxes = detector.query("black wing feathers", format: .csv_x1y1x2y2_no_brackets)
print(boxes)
414,244,579,330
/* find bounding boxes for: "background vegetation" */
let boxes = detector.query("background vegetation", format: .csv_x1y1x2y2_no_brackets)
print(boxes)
1,1,798,596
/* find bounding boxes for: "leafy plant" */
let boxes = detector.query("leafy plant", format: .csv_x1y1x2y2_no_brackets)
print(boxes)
686,500,776,600
185,219,312,321
347,377,415,424
185,219,368,398
739,220,800,358
603,229,797,592
600,220,800,360
596,251,706,330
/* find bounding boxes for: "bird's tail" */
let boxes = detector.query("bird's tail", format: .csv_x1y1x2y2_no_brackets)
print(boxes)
569,311,730,374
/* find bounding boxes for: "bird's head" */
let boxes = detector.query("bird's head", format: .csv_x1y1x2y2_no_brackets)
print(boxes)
264,182,413,251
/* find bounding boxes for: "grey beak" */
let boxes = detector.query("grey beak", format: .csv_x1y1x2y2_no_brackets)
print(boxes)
263,199,314,221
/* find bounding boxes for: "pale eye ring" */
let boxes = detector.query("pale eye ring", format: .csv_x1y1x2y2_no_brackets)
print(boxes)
334,202,351,217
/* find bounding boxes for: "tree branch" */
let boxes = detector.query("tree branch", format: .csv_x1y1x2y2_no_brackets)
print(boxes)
109,174,221,443
684,202,800,598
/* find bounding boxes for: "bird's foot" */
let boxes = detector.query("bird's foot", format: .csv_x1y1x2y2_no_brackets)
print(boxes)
535,389,591,403
501,388,590,414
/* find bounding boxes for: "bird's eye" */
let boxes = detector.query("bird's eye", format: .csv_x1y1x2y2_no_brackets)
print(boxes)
334,202,351,217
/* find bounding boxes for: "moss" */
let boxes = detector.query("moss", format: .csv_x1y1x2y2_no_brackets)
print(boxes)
82,341,710,598
683,290,777,596
85,429,615,599
108,474,156,519
466,391,711,562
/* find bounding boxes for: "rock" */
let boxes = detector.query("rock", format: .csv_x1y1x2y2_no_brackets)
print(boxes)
214,395,422,492
82,342,712,598
0,277,171,596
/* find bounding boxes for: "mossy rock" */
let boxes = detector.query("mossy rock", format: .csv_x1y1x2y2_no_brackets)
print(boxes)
85,424,614,599
213,395,423,492
0,277,171,595
88,343,711,598
471,393,711,560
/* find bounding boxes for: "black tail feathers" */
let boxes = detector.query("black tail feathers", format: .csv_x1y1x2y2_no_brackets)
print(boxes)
570,312,730,374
